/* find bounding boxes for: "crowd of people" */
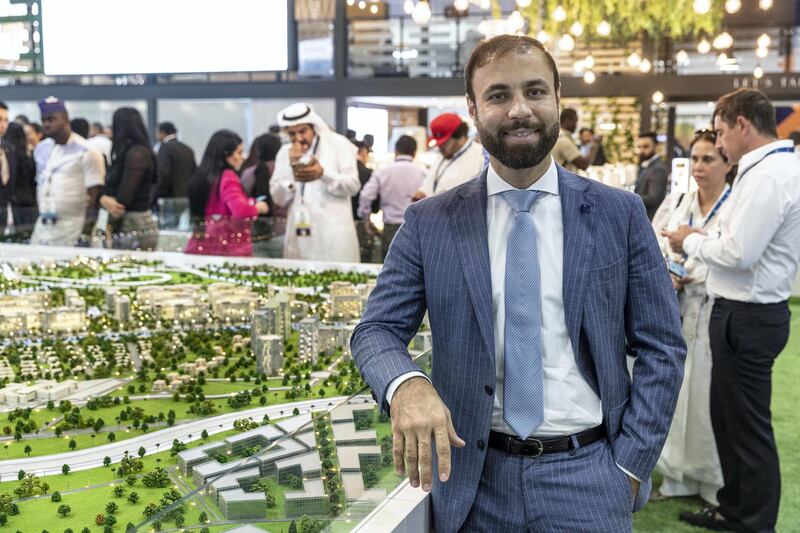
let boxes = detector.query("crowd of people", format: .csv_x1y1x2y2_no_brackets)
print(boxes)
1,52,799,532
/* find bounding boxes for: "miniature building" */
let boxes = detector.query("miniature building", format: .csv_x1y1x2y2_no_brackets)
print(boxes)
412,331,432,352
254,334,283,376
297,317,320,362
318,323,356,358
152,379,167,392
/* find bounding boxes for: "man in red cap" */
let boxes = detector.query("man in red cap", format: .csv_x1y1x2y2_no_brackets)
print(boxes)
413,112,485,200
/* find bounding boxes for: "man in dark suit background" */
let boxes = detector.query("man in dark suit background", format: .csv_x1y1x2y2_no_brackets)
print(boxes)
634,132,669,220
153,122,195,227
352,35,685,532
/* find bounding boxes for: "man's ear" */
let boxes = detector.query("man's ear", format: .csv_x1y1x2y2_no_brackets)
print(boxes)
466,94,477,123
736,115,750,137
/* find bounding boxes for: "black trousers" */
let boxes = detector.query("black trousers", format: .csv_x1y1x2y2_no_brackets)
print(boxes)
709,298,791,533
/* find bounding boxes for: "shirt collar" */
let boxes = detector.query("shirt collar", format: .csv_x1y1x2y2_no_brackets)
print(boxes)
640,154,659,168
395,155,414,162
162,134,177,143
487,156,559,197
736,139,794,171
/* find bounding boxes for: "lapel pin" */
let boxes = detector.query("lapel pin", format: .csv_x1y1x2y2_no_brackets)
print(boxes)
580,204,592,214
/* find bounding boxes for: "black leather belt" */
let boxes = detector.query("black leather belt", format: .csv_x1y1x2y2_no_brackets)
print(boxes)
488,425,606,457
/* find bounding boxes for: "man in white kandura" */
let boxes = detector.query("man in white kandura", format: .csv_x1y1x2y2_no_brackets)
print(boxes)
270,103,361,262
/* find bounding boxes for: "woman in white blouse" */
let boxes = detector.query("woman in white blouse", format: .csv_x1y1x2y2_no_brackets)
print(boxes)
653,130,736,505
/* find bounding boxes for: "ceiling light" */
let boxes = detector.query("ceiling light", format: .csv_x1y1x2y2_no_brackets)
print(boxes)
412,0,432,24
536,30,551,43
558,34,575,52
583,71,596,84
725,0,741,13
584,54,595,69
569,21,584,36
552,5,567,22
454,0,469,11
480,0,490,8
596,20,611,37
639,58,652,73
754,66,764,78
693,0,711,14
759,0,773,10
757,33,771,49
507,10,525,32
369,4,379,13
626,52,642,68
515,0,532,7
697,38,711,54
676,50,689,65
347,0,355,5
358,0,366,9
756,46,769,58
403,0,414,14
713,32,734,50
652,91,665,104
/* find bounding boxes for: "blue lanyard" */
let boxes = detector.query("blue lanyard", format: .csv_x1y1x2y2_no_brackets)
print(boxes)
688,187,731,228
736,146,794,184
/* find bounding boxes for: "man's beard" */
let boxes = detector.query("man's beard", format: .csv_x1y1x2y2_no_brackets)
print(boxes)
639,152,655,164
475,118,560,170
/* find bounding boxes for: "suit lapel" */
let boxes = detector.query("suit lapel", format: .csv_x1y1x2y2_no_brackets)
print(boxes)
449,171,495,358
558,167,597,352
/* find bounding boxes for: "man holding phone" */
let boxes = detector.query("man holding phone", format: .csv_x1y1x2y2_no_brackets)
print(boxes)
270,103,361,262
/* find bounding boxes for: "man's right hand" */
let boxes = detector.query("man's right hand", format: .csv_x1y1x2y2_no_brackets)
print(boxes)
411,191,426,202
390,377,465,492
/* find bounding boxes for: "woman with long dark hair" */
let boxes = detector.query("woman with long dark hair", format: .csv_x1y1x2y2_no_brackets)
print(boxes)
184,130,268,256
99,107,158,250
240,133,285,257
1,122,38,239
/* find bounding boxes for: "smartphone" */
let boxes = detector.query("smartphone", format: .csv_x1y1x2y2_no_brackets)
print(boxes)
667,259,688,278
671,158,691,195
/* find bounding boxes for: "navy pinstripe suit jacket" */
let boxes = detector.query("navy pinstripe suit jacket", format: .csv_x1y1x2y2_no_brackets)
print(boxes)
351,165,686,530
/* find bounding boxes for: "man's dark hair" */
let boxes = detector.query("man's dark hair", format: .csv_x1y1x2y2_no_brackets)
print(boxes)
638,131,659,144
789,130,800,146
464,35,560,102
158,121,177,136
713,88,777,137
395,135,417,156
268,124,281,134
0,101,7,111
91,121,104,133
579,127,594,135
70,118,90,138
452,122,469,139
560,108,578,126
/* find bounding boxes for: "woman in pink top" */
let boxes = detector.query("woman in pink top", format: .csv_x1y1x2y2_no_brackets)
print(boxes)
184,130,268,256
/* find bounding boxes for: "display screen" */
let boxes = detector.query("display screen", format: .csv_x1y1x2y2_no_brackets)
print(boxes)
41,0,290,75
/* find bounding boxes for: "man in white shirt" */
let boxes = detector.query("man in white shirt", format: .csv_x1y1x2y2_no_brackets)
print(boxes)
30,97,105,247
664,88,800,533
414,113,485,199
352,35,685,532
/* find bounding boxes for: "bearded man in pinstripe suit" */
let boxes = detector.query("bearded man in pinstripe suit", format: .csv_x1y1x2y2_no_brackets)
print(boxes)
351,35,686,533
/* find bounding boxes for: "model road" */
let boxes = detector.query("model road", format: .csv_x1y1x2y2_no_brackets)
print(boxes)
0,396,359,480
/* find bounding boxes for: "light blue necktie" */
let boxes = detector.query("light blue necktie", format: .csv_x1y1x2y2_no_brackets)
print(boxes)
501,189,545,440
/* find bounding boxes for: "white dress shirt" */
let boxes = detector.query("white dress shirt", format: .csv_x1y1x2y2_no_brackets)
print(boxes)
386,159,603,437
419,139,485,196
683,140,800,303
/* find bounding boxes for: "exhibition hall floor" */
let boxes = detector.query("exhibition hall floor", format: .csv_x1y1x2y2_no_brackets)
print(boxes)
634,301,800,532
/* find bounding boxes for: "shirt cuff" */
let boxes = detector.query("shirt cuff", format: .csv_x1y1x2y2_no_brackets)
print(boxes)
683,232,703,257
616,463,642,482
385,371,430,406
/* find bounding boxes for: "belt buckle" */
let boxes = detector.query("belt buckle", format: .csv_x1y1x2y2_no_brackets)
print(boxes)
523,438,544,457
